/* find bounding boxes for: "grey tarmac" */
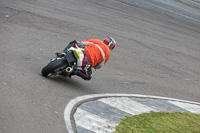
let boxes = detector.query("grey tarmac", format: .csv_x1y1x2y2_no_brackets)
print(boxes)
0,0,200,133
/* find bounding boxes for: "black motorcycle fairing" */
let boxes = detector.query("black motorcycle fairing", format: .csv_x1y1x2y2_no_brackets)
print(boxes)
64,51,77,64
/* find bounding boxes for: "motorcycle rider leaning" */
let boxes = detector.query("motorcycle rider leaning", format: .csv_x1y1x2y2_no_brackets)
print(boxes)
61,37,116,80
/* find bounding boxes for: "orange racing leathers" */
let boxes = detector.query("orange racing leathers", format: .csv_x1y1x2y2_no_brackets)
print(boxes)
82,39,110,69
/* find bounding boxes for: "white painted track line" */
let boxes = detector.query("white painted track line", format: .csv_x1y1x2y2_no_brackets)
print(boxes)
98,97,156,115
169,101,200,114
75,108,117,133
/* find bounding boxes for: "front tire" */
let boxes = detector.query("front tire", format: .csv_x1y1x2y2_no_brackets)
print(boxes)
41,58,68,77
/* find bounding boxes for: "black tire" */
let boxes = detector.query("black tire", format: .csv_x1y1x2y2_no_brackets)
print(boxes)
41,58,68,77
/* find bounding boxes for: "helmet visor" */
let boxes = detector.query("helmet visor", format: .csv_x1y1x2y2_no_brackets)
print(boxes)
109,43,115,50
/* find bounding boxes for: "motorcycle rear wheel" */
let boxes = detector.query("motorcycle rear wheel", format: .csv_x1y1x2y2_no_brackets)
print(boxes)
41,57,68,77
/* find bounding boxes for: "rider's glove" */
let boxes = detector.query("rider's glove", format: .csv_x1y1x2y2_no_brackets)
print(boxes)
70,70,91,80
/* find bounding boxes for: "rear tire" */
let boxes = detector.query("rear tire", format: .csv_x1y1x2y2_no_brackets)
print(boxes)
41,58,68,77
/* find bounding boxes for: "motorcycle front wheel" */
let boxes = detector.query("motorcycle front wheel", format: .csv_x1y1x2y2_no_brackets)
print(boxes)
41,57,68,77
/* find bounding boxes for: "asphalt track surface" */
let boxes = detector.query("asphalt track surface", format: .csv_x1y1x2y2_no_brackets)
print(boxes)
0,0,200,133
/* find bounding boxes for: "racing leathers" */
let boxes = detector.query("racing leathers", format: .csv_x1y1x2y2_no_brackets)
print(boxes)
81,38,110,69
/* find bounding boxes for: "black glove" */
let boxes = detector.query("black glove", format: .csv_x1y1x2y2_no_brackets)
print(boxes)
69,70,91,80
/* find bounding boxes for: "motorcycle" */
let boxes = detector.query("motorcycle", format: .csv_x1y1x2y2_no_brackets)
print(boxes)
41,44,85,78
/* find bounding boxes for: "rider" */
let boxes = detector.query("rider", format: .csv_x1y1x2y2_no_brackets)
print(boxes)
62,37,116,80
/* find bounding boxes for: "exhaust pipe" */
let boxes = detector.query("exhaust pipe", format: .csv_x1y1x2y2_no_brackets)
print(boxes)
65,67,73,76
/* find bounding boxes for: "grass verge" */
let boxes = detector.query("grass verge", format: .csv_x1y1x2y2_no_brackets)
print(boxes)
113,111,200,133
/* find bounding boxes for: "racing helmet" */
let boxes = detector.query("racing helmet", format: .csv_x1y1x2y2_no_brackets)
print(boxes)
103,36,116,50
